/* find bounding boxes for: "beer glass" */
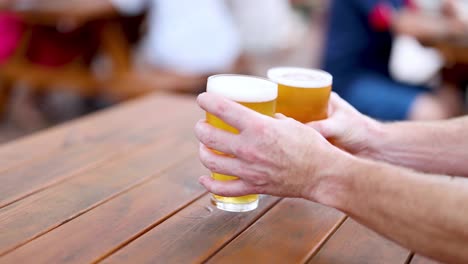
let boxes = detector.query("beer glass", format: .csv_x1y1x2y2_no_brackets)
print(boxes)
267,67,332,123
206,74,278,212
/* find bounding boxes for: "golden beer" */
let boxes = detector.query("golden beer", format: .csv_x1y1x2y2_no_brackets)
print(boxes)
206,74,277,212
268,67,332,123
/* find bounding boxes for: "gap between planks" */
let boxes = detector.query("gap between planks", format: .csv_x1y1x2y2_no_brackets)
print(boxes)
301,215,348,263
0,104,198,210
92,191,209,264
405,253,415,264
0,130,175,210
200,198,284,264
0,151,198,257
0,94,161,176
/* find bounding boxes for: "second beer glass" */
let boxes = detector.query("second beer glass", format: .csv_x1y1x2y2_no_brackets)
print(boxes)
268,67,332,123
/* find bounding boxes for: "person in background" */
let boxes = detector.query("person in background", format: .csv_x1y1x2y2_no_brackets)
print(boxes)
111,0,242,93
226,0,309,76
323,0,465,121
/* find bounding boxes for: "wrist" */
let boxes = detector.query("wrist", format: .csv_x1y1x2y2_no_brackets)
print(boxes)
358,117,387,160
307,148,358,210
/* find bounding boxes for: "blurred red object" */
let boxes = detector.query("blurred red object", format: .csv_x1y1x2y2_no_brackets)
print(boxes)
0,12,24,64
0,11,99,67
369,2,393,31
26,23,99,67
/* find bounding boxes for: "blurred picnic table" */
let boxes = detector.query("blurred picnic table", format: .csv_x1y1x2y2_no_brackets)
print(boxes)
0,3,151,115
0,92,441,263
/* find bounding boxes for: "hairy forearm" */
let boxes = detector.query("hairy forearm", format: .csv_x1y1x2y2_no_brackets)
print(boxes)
316,155,468,263
365,117,468,176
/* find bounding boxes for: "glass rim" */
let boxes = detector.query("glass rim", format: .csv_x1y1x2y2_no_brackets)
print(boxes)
206,74,278,103
267,67,333,88
208,73,276,85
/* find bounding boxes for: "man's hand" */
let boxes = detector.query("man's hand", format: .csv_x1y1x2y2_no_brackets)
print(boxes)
194,92,346,201
308,93,468,177
307,92,382,158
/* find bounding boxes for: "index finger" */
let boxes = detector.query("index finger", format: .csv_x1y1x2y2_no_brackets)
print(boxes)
197,92,257,131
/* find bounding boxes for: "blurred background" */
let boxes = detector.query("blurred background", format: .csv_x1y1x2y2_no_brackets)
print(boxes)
0,0,467,143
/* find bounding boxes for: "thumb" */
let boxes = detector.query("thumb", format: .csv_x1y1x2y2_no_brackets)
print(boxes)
307,120,334,138
274,113,290,120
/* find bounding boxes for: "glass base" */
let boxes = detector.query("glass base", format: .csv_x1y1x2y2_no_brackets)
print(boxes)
212,198,259,212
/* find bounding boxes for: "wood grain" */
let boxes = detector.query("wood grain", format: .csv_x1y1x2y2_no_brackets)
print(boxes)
0,157,208,264
102,195,281,264
207,198,345,264
0,94,200,209
0,93,158,169
410,255,444,264
0,131,198,255
308,219,410,264
0,92,415,263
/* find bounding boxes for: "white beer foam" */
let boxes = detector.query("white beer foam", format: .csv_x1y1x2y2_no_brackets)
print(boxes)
207,74,278,103
267,67,333,88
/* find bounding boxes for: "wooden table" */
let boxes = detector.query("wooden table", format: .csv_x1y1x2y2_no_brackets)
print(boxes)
0,93,438,263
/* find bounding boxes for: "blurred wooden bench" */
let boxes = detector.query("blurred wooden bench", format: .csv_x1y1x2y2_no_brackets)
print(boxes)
0,14,152,116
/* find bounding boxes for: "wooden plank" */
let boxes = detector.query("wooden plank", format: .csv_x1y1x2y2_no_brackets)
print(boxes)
0,93,150,167
410,255,443,264
308,219,410,264
0,93,193,171
0,157,208,264
207,198,345,264
0,133,198,255
102,195,281,264
0,94,201,208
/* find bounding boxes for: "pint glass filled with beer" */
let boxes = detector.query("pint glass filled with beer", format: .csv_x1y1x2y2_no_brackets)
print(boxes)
206,74,278,212
267,67,332,123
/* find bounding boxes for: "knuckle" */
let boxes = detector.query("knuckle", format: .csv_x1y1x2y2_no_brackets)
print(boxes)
235,145,257,162
287,117,297,124
252,185,266,195
313,122,328,135
215,183,235,197
239,166,268,186
283,117,298,127
194,123,205,139
215,102,228,116
220,187,234,197
199,148,218,171
204,134,217,148
195,123,208,139
250,173,268,186
251,119,267,135
198,126,220,148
